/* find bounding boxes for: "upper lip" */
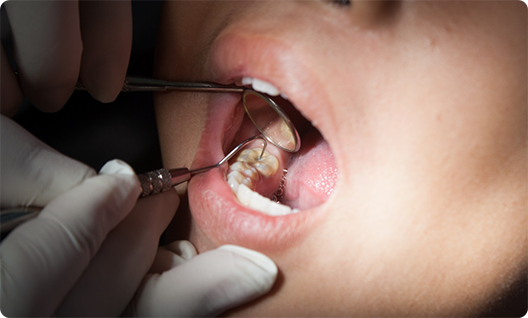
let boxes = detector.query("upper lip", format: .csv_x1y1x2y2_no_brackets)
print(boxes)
187,31,330,252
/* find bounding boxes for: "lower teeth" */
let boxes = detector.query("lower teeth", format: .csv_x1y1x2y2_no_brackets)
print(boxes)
236,184,298,216
227,149,299,216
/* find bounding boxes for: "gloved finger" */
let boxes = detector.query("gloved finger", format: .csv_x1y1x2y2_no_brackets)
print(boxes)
4,1,82,112
149,240,198,273
165,240,198,261
0,115,96,209
1,44,23,116
55,189,179,317
0,160,140,317
127,245,278,317
79,1,132,103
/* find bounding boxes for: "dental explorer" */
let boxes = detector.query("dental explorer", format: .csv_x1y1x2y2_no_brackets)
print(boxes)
137,135,267,197
0,134,268,235
0,81,281,235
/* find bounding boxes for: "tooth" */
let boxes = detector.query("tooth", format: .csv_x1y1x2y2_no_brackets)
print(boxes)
236,184,253,206
280,92,288,100
235,150,252,162
253,162,276,178
227,170,246,193
241,77,253,86
242,177,253,188
236,184,294,216
243,168,258,180
228,170,245,182
251,78,280,96
268,201,292,216
230,161,249,173
236,149,279,177
248,189,271,212
228,177,240,192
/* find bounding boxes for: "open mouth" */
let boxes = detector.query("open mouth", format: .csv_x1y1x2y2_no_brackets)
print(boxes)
225,77,336,214
187,33,338,252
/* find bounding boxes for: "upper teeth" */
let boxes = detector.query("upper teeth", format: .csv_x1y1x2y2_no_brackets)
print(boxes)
226,148,298,216
239,77,288,100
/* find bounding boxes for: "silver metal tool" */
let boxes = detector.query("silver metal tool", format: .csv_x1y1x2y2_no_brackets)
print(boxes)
76,76,245,93
2,80,287,234
0,136,267,236
76,76,301,153
137,135,267,197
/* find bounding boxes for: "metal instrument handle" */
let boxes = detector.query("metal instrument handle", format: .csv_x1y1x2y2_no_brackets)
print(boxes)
76,76,244,93
138,168,191,197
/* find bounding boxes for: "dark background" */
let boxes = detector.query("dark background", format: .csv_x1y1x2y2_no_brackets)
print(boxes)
1,1,526,316
2,0,164,173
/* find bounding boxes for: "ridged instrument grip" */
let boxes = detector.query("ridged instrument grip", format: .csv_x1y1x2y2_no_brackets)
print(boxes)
138,168,172,197
137,167,192,197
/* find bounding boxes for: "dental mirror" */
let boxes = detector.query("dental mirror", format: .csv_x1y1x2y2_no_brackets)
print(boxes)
76,76,302,152
243,91,301,152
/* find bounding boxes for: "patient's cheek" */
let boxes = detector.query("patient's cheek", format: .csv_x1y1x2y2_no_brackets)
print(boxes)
154,0,527,316
154,93,209,170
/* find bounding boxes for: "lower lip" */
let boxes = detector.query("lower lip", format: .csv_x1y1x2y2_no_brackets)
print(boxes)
188,167,325,252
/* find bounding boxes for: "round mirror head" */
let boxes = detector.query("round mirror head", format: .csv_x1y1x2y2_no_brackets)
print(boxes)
242,90,301,152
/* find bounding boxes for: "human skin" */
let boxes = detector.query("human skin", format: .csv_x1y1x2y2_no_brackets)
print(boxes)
154,1,527,316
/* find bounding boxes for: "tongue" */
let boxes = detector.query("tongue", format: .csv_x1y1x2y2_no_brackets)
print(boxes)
283,130,337,210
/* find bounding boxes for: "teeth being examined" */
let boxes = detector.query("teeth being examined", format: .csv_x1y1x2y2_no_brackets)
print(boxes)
227,148,299,216
235,148,278,177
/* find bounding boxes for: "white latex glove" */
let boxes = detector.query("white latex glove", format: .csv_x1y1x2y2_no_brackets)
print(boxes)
1,116,278,316
0,115,178,316
125,241,278,317
1,0,132,115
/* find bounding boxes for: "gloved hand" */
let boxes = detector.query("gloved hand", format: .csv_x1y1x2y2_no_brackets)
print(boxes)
0,115,179,317
1,116,278,316
125,242,278,317
1,0,132,115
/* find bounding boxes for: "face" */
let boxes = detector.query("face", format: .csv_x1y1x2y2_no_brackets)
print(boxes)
154,1,527,316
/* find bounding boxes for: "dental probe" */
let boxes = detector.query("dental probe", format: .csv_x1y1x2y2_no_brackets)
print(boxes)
76,76,245,93
137,135,267,197
0,136,267,236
